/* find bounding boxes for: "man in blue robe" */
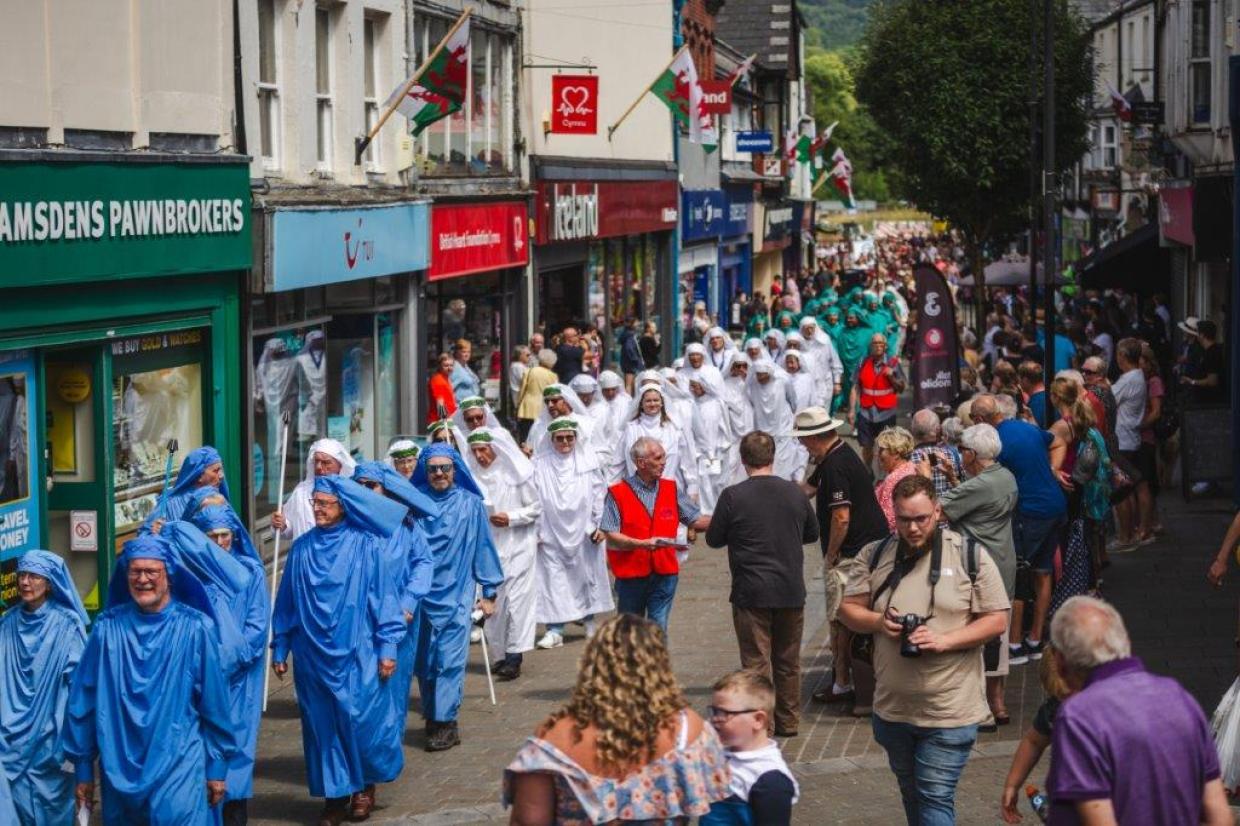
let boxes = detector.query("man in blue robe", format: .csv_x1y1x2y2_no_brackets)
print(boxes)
141,445,230,534
352,462,437,726
0,754,16,824
63,534,237,825
0,551,89,825
271,475,408,824
171,507,270,826
410,443,504,752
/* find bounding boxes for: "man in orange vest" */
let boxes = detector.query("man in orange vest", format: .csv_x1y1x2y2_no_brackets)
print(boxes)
600,436,711,634
848,332,907,470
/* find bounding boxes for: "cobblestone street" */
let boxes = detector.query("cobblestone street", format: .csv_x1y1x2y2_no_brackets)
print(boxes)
248,472,1238,825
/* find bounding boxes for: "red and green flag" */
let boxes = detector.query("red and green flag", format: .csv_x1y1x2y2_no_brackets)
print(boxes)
388,17,471,136
651,47,716,149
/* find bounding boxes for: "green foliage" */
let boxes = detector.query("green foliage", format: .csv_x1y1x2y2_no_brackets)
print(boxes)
802,0,877,50
855,0,1093,249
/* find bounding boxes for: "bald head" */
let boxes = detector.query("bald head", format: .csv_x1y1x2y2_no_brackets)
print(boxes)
910,409,941,443
969,394,1000,425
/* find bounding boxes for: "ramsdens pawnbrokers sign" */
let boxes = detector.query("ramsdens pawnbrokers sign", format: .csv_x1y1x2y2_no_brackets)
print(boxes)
0,159,252,288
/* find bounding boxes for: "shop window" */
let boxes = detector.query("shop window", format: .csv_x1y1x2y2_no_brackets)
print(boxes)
111,331,207,537
326,279,375,309
1100,124,1117,169
0,373,31,507
315,5,335,171
425,274,506,406
363,15,382,169
258,0,282,172
414,15,513,176
1190,0,1211,125
374,275,397,305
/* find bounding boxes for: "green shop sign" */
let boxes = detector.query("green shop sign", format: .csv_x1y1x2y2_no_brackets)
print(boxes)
0,159,251,288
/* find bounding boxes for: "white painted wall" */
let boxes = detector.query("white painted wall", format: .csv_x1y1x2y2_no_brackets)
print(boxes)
0,0,234,147
520,0,674,164
1162,0,1235,165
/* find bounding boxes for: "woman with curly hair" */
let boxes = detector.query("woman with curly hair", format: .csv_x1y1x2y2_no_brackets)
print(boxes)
504,614,730,824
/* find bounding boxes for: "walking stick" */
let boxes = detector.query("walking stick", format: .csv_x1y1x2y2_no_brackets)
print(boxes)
262,411,292,712
472,607,498,706
150,438,179,523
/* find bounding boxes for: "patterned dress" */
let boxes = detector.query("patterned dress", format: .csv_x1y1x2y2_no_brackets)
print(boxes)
503,712,731,825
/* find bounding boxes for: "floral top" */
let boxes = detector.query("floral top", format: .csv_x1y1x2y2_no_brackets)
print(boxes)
875,461,918,531
502,712,731,825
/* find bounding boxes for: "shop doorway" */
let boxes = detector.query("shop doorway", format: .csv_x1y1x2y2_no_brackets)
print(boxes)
539,265,586,335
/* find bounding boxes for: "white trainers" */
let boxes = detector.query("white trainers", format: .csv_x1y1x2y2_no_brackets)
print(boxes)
536,630,564,649
584,620,598,639
469,627,483,644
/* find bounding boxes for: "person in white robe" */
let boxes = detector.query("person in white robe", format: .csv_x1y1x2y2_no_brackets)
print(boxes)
783,332,824,407
681,343,724,386
705,327,735,372
462,428,540,680
597,371,632,466
523,384,596,460
684,368,730,515
453,396,522,457
531,417,613,649
720,352,755,485
746,360,806,481
385,439,420,480
427,418,466,452
764,329,786,365
799,316,844,412
568,374,615,469
658,369,703,463
271,438,357,541
614,383,700,500
743,337,765,365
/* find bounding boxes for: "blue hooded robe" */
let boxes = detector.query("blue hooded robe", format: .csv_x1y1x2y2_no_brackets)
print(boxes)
270,475,408,799
409,444,504,723
0,551,88,826
174,511,271,804
140,446,231,533
0,755,16,824
352,462,437,723
63,535,237,826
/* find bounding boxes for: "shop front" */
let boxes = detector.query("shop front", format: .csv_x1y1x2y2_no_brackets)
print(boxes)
0,156,250,614
680,190,725,330
753,199,794,299
718,186,754,331
420,200,530,420
249,201,428,526
532,166,678,364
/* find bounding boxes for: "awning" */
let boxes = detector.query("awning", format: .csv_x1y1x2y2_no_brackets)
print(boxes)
721,163,767,184
1076,222,1168,292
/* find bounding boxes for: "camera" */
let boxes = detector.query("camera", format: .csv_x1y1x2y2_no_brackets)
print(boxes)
899,613,927,658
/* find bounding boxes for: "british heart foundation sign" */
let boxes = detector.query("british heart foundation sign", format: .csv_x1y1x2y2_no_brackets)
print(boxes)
551,75,598,134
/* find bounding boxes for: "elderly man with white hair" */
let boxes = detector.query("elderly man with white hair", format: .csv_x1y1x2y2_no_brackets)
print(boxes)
1045,596,1231,825
908,408,964,497
936,423,1019,725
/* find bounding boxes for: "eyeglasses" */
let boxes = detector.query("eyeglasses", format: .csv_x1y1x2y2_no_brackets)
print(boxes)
894,512,936,527
427,464,454,475
706,705,761,720
127,568,166,581
310,498,340,510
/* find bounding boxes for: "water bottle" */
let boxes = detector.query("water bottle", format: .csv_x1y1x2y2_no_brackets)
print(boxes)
1025,785,1049,823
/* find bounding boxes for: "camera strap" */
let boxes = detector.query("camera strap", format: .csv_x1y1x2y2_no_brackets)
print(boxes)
873,533,944,619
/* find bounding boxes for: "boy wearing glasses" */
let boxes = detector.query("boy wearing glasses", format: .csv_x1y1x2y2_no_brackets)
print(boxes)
701,670,798,826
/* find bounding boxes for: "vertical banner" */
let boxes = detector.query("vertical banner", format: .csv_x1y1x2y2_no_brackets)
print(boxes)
912,265,960,410
0,350,39,614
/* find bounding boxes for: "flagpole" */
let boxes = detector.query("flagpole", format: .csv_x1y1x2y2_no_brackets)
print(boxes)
727,54,756,87
607,44,689,140
353,7,472,165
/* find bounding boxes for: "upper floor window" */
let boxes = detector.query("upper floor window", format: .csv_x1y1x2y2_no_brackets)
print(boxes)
363,16,382,169
315,5,334,170
258,0,281,171
413,16,512,176
1190,0,1211,125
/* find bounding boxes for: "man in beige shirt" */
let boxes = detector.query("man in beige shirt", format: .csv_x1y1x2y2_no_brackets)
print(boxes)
838,474,1009,825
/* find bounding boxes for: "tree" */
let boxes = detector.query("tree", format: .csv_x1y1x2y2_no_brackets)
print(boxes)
856,0,1092,287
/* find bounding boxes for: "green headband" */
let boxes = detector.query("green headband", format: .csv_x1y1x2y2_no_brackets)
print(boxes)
467,431,493,445
547,417,578,434
389,446,419,459
428,419,455,433
542,386,564,399
459,396,487,410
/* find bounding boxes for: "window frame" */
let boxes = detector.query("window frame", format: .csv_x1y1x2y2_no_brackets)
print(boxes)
257,0,281,172
314,4,335,172
363,14,382,171
1100,122,1118,169
1188,0,1211,126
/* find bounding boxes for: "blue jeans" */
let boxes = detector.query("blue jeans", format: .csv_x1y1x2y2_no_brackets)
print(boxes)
871,715,978,826
614,574,678,634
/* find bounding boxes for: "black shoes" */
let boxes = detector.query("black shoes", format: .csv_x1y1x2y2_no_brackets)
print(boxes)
493,659,521,681
425,720,461,752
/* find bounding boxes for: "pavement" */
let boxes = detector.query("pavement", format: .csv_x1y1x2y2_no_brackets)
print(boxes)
246,479,1240,826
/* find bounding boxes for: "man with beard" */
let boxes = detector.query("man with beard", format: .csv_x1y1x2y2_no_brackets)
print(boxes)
463,428,540,680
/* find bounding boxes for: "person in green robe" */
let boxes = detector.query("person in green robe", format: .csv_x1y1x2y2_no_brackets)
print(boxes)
836,307,872,416
744,311,770,341
774,309,799,333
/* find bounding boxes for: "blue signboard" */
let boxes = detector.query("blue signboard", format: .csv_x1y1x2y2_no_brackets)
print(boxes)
682,190,726,242
272,202,430,291
735,131,774,153
721,187,752,239
0,349,39,611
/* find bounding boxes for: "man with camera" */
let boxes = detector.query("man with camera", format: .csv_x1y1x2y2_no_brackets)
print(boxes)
837,475,1010,825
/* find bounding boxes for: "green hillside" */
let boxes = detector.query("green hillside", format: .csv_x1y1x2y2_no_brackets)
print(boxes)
801,0,875,50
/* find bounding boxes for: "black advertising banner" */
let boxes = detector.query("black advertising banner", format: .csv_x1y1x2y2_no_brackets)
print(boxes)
912,265,960,410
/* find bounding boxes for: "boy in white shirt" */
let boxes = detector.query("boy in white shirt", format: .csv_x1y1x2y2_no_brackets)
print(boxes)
702,670,799,825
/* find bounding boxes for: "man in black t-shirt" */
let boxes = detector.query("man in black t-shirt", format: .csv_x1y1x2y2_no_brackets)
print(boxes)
793,407,888,710
1183,320,1226,405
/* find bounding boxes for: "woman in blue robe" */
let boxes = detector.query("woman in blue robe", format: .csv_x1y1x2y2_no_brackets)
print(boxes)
63,535,237,826
270,475,408,822
409,444,504,752
0,756,16,824
0,551,88,826
352,462,437,726
140,446,231,533
174,508,271,824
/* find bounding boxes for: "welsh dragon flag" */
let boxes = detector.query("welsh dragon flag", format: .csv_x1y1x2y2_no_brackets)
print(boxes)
387,17,470,136
652,48,717,150
829,147,856,208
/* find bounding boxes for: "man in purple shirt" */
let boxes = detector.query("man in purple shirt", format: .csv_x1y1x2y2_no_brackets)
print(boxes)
1046,596,1232,825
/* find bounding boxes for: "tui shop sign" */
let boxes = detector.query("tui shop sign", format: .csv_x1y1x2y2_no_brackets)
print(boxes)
0,159,252,288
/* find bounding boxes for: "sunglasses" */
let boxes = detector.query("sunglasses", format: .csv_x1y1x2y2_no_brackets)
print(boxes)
427,464,454,475
552,434,576,443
